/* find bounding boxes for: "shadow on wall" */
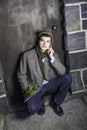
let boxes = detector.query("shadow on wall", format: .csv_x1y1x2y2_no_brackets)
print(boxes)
12,33,38,107
12,53,24,106
12,31,37,103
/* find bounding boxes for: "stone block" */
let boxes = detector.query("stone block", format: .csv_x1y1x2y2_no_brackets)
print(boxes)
64,6,80,32
82,20,87,30
0,82,6,91
71,71,83,92
69,51,87,70
66,32,85,51
81,4,87,18
83,69,87,85
0,97,9,114
64,0,87,4
0,62,3,81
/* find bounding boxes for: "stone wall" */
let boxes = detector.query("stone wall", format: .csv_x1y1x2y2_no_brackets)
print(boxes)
63,0,87,94
0,61,9,114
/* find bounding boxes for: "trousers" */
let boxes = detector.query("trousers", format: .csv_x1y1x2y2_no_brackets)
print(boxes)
26,74,72,114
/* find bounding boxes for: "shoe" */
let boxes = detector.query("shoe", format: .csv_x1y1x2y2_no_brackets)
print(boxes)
37,105,45,115
50,101,64,116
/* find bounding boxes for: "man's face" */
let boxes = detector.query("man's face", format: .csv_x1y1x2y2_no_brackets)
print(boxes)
39,36,51,52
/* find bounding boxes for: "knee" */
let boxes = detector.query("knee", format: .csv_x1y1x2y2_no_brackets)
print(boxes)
26,103,36,114
40,86,47,95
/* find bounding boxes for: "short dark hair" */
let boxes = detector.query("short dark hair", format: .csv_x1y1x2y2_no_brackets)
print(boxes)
38,31,53,42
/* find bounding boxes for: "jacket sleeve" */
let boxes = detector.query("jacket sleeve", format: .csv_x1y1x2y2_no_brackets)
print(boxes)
17,53,28,91
51,53,66,75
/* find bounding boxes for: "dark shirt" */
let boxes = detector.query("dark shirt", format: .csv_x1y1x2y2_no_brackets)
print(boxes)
36,47,47,79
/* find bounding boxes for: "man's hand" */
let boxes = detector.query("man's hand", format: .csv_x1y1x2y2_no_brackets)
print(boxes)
47,48,54,59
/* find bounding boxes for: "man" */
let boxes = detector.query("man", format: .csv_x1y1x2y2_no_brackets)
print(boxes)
17,31,72,116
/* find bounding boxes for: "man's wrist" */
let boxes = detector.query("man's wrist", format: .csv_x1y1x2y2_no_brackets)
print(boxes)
50,56,55,64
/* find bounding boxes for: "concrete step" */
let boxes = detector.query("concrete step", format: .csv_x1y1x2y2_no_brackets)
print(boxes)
4,98,87,130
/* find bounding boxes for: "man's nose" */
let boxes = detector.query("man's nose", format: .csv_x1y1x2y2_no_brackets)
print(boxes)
43,41,46,45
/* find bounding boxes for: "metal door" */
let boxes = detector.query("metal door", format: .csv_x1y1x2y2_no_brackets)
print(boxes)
0,0,64,105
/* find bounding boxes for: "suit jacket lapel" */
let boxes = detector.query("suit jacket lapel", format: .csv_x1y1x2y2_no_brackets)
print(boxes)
29,50,43,79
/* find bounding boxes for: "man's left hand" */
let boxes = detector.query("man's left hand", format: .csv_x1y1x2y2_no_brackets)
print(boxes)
47,48,54,59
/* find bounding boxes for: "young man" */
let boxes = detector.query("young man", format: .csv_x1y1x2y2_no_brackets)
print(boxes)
17,31,72,116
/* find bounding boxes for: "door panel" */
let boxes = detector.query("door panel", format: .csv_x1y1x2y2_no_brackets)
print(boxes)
0,0,64,104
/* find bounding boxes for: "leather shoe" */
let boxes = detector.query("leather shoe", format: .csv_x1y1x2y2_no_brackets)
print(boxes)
37,105,45,115
50,101,64,116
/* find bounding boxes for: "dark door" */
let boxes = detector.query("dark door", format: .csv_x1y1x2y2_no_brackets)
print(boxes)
0,0,64,105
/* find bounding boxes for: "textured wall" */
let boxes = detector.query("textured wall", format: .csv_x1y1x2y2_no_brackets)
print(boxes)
64,0,87,93
0,61,9,114
0,0,63,105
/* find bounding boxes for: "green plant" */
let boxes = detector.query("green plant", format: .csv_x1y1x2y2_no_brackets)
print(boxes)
27,85,38,96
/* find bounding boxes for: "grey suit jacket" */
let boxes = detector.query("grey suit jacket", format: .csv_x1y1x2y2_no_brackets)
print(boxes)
17,48,66,101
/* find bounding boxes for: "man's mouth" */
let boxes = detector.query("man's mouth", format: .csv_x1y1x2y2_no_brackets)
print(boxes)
42,46,46,48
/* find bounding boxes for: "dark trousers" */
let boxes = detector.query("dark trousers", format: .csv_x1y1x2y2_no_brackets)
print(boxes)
26,74,72,114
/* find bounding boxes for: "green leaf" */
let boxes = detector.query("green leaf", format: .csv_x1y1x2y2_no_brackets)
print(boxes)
27,85,38,96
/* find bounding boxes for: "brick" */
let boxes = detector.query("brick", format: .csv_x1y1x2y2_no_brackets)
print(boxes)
83,69,87,85
69,51,87,70
0,97,9,114
66,32,85,51
64,6,80,32
71,71,83,92
82,20,87,30
81,4,87,18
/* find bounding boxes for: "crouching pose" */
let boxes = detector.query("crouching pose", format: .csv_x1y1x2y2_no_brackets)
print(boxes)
17,31,72,116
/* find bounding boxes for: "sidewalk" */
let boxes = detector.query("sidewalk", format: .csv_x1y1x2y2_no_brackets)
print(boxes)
4,98,87,130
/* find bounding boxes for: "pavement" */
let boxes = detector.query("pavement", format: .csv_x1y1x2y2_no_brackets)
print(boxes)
2,97,87,130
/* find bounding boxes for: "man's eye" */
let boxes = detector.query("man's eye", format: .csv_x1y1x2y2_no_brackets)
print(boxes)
40,39,44,42
47,41,50,43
